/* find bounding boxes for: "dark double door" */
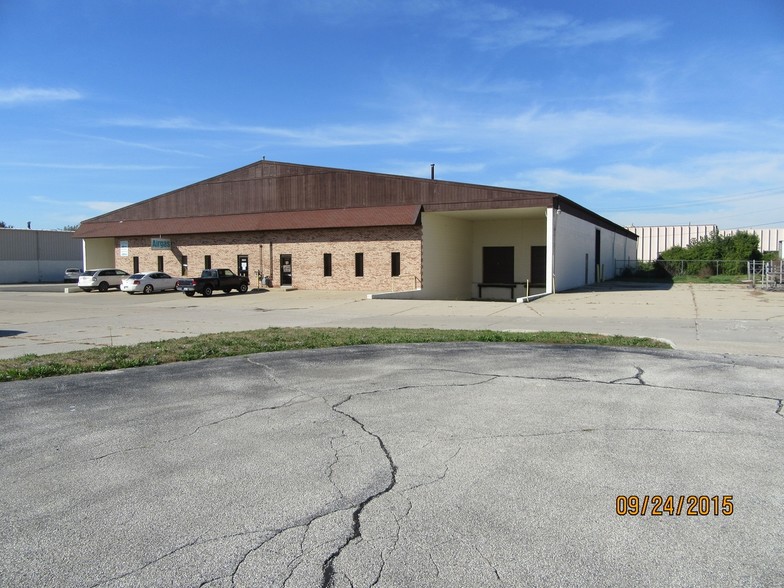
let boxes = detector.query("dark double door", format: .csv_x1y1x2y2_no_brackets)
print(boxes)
483,246,547,287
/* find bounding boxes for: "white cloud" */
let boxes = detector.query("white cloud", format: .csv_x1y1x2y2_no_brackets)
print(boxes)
105,115,438,147
0,161,186,171
447,5,666,50
522,151,784,195
104,106,732,157
0,87,83,105
80,200,134,213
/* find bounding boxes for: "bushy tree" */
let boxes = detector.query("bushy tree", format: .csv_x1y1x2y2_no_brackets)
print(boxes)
658,230,761,275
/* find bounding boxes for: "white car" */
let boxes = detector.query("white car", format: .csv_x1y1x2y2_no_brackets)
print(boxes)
78,268,130,292
121,272,178,294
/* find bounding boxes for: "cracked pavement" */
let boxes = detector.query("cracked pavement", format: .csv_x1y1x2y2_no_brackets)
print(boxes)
1,343,782,587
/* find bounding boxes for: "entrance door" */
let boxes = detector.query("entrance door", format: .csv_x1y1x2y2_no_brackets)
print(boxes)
280,254,292,286
530,246,546,287
595,229,601,282
237,255,249,278
483,247,514,283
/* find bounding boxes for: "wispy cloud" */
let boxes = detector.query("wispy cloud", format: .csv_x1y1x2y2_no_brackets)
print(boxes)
446,5,666,50
104,115,436,147
522,151,784,195
61,131,208,158
29,196,134,221
0,86,83,105
0,161,187,171
104,107,729,156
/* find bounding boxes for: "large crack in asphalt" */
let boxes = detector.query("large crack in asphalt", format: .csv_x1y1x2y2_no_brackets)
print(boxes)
319,374,500,587
321,394,399,588
421,365,784,418
83,361,783,587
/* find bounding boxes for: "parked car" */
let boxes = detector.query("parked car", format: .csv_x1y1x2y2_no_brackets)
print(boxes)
78,268,130,292
120,272,178,294
63,268,82,283
176,268,250,297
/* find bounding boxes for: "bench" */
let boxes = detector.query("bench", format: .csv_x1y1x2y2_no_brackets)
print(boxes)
477,282,527,300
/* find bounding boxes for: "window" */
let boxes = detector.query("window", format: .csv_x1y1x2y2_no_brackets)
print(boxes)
204,255,212,270
323,253,332,277
157,256,164,272
132,256,140,273
355,252,364,277
391,252,401,277
181,255,188,276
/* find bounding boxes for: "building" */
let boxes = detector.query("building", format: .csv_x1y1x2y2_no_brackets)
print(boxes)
719,228,784,255
74,160,637,300
627,225,784,262
0,228,82,284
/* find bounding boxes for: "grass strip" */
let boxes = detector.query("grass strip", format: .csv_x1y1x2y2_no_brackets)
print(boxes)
0,327,670,382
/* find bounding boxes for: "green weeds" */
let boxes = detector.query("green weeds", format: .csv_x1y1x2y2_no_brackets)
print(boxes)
0,327,670,382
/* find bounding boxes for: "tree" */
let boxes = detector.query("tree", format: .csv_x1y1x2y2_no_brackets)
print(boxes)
658,230,761,275
0,221,11,228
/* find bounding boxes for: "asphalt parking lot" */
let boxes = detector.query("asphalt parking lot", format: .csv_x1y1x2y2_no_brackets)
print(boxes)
1,283,783,587
1,281,783,358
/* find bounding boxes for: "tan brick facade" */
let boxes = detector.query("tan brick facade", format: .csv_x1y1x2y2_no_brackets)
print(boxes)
114,226,422,292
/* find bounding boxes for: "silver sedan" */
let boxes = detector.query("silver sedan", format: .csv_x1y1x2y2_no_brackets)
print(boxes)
120,272,179,294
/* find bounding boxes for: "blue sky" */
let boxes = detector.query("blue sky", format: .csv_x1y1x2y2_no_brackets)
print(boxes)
1,0,782,231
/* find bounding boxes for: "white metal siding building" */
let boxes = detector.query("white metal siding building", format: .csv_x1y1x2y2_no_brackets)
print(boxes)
0,229,82,283
627,225,784,261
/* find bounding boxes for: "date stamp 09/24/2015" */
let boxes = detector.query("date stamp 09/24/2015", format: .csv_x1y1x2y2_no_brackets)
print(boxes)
616,495,734,517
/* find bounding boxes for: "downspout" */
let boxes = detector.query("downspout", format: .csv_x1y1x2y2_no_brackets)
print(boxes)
551,204,559,294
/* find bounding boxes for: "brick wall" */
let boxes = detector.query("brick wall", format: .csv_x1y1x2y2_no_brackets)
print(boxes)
114,226,422,291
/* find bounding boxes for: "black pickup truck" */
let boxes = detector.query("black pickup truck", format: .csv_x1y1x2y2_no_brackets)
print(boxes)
175,269,250,297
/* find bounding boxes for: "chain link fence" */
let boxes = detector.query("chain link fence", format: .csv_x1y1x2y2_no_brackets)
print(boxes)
748,260,784,290
616,259,750,278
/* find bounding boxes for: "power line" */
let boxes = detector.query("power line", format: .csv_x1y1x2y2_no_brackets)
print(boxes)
600,186,784,213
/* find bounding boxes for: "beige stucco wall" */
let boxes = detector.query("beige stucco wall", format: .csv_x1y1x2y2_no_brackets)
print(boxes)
83,238,115,270
471,218,547,295
420,212,548,300
421,213,473,299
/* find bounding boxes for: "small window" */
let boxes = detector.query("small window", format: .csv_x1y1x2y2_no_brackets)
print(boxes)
181,255,188,276
133,256,140,273
204,255,212,270
355,252,364,277
323,253,332,277
391,252,401,277
157,256,164,272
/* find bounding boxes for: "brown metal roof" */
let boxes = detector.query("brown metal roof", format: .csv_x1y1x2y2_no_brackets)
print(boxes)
74,160,636,240
75,204,423,238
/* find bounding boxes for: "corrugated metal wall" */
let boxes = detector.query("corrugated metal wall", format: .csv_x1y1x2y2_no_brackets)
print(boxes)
0,229,81,260
626,225,717,261
0,229,83,282
718,228,784,253
627,225,784,260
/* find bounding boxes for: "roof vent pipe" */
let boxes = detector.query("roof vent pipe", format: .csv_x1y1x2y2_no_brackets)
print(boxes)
431,163,435,180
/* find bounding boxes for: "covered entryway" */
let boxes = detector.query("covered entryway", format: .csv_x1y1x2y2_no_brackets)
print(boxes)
419,208,549,300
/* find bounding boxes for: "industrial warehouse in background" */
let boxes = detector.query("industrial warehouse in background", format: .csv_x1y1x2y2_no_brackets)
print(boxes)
0,228,81,283
627,225,784,262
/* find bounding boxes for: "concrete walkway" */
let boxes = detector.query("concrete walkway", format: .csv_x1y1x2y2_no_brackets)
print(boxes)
1,281,783,358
